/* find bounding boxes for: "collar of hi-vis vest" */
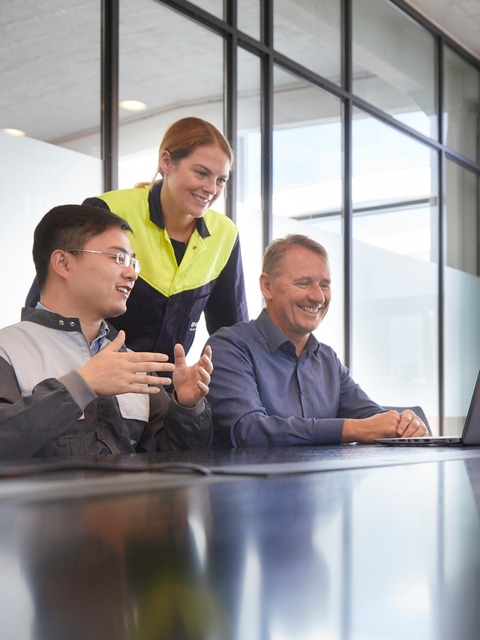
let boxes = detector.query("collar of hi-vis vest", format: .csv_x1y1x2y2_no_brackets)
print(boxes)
126,182,238,297
148,181,210,238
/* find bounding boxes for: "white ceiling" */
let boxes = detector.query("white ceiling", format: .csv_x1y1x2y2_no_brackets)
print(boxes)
0,0,478,149
404,0,480,60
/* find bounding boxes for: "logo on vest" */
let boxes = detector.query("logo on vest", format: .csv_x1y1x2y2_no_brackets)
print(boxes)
189,321,198,332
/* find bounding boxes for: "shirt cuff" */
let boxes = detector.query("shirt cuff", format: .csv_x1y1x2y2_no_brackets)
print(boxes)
58,370,97,410
172,391,205,416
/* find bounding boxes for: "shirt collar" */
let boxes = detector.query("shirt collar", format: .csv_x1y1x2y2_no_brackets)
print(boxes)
89,321,110,355
148,180,211,238
255,308,320,356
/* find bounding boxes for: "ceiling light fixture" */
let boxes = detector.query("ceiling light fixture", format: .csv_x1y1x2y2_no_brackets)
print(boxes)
3,128,26,137
119,100,147,112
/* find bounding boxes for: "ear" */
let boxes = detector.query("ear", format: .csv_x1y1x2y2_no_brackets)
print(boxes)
159,149,172,176
259,272,273,301
49,249,72,281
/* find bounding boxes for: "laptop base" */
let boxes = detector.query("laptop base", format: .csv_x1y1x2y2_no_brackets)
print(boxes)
375,436,462,446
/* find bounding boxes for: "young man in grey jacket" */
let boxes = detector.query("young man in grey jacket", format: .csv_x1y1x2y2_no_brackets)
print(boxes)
0,204,213,458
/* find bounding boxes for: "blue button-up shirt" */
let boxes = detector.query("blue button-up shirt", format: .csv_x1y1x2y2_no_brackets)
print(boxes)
206,309,383,447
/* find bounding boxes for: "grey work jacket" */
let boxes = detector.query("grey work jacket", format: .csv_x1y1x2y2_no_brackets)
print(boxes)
0,308,212,458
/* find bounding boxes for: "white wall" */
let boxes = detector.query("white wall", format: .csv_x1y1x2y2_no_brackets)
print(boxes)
0,132,102,328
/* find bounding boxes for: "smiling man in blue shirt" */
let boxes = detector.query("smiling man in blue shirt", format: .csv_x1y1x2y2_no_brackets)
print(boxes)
206,234,429,448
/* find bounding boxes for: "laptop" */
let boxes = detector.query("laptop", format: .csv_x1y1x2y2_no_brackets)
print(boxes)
375,370,480,446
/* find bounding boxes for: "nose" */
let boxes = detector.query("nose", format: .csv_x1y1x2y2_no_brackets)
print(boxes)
310,284,326,304
203,176,217,195
126,264,138,281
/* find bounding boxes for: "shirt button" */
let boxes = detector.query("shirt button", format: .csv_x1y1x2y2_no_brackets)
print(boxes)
69,321,76,327
59,320,64,326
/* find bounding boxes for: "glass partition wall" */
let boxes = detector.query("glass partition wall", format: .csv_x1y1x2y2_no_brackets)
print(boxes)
351,111,439,426
272,68,344,356
1,0,480,434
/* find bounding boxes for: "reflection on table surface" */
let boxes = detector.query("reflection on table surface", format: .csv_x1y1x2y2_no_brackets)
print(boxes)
1,445,480,640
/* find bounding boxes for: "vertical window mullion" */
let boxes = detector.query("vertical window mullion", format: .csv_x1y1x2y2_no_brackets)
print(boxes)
437,37,445,434
343,0,353,368
261,0,274,248
101,0,119,192
225,0,238,223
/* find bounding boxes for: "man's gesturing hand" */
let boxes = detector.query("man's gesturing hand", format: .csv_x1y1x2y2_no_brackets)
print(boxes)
172,343,213,408
78,331,175,395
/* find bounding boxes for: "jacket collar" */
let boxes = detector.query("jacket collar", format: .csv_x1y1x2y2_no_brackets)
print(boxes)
21,307,117,343
148,181,211,239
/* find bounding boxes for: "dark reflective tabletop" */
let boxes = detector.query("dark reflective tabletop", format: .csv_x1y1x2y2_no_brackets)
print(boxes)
2,444,480,640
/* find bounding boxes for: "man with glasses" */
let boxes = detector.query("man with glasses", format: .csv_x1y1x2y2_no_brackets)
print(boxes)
0,204,213,458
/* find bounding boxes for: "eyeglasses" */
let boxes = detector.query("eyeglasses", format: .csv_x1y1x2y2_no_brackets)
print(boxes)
66,249,141,274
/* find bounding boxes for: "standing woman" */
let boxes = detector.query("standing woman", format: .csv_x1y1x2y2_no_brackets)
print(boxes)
27,117,248,363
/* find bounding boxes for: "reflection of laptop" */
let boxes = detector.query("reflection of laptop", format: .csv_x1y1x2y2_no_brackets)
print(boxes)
375,370,480,446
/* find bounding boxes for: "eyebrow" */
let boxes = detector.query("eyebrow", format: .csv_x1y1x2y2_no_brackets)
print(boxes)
294,275,331,283
109,245,136,258
193,163,229,180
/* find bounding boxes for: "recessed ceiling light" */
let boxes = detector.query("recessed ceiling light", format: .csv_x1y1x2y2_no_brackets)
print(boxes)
119,100,147,112
3,128,26,137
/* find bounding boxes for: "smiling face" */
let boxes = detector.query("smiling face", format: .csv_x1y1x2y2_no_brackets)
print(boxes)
160,144,231,221
260,245,331,353
64,227,138,323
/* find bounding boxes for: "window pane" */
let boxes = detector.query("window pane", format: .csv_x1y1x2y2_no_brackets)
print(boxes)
118,0,225,193
190,0,223,19
443,46,480,163
274,0,341,85
0,2,101,155
0,1,102,328
272,66,344,358
239,0,260,40
445,160,480,435
446,160,479,276
118,0,226,362
352,0,437,139
237,49,263,317
352,110,439,429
